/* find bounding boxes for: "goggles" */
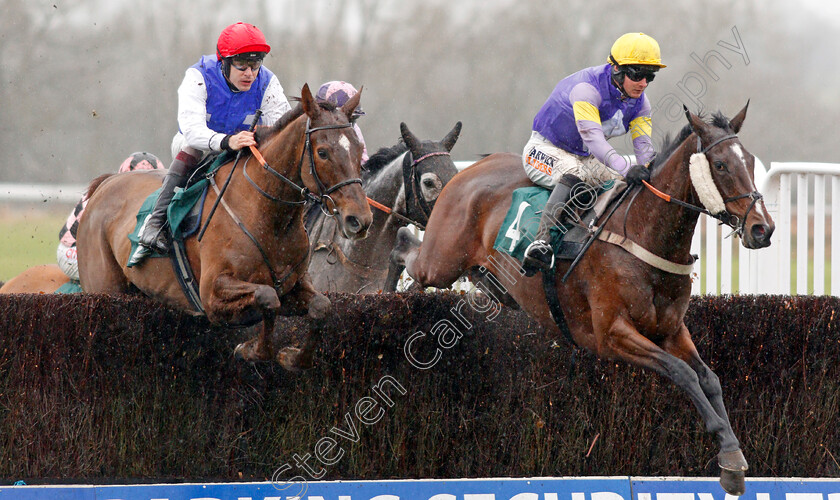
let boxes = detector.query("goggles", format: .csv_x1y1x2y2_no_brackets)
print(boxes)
230,55,264,72
623,65,657,82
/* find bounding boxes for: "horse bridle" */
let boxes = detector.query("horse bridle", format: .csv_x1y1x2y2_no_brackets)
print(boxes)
402,150,451,226
220,117,362,291
641,133,763,238
243,118,362,216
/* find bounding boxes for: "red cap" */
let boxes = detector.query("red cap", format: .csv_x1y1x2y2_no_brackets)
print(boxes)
216,22,271,60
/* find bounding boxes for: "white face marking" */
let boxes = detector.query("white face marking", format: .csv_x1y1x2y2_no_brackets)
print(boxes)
339,135,351,154
730,143,769,220
731,143,746,169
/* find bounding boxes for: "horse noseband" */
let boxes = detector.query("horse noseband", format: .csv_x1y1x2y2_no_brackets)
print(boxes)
697,134,764,237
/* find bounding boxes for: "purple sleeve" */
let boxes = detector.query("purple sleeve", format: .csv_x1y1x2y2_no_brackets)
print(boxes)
631,95,655,166
569,83,631,176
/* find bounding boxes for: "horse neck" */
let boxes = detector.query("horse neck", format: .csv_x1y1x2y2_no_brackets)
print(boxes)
340,152,408,266
624,137,702,263
232,119,307,229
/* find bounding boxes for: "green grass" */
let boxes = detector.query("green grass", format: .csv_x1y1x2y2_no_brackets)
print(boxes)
0,208,67,282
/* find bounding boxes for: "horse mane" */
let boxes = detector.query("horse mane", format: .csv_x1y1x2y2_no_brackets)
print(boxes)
364,141,408,176
254,99,340,144
657,111,734,165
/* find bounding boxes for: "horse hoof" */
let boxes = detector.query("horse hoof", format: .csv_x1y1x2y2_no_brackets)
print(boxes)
276,347,311,372
718,449,749,471
719,468,746,496
234,339,271,362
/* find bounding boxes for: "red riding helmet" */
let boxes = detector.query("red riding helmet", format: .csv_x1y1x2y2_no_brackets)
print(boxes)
216,22,271,60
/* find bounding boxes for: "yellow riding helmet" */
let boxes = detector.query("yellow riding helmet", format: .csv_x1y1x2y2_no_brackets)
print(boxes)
608,32,666,68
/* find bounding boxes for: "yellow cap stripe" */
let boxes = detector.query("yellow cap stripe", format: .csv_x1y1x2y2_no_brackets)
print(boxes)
629,116,652,139
573,101,601,124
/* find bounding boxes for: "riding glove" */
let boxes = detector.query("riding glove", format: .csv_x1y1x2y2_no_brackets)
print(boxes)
625,164,651,186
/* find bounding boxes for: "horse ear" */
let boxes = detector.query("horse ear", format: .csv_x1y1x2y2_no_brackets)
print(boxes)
300,83,321,120
684,105,708,137
441,121,462,152
400,122,421,152
729,100,749,134
341,85,363,121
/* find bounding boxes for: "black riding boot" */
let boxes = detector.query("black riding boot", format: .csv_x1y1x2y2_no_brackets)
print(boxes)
522,181,574,275
128,159,190,265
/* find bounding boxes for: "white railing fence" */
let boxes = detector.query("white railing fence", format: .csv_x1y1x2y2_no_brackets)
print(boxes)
690,161,840,296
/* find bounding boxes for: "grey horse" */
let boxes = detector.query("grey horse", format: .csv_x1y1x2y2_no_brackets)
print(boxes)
306,121,461,293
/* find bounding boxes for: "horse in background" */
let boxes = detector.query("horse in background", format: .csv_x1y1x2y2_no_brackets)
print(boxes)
306,121,461,293
0,265,70,294
387,104,772,495
77,84,371,371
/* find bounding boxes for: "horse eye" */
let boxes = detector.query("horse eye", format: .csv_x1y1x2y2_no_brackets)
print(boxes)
423,179,436,188
317,149,329,160
714,160,726,171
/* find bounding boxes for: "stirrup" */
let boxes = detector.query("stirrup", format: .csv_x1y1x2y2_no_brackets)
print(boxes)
523,239,555,274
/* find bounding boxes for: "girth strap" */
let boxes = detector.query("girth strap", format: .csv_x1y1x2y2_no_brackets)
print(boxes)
596,228,695,275
542,267,578,347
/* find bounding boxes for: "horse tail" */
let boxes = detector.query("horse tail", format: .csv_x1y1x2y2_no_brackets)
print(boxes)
86,173,114,199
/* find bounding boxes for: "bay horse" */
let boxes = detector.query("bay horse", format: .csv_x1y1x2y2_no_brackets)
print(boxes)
307,121,461,293
386,104,772,495
0,265,70,294
77,84,372,370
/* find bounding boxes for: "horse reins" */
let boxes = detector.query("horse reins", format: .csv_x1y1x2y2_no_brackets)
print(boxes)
244,118,361,214
216,118,360,291
641,133,763,238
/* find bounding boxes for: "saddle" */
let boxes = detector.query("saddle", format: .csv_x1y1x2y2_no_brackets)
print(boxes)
125,152,233,313
493,180,627,263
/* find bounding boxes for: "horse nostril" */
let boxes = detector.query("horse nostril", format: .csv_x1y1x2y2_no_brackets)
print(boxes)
751,224,773,243
345,216,361,234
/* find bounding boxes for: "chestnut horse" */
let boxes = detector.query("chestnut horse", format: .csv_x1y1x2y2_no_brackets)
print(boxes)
77,84,372,370
387,104,773,495
307,121,461,293
0,265,70,294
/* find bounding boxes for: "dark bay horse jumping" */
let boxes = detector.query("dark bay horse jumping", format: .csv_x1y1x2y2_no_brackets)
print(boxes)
387,104,772,495
306,121,461,293
77,84,372,371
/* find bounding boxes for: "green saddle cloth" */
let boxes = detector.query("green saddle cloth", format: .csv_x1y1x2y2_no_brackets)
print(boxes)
126,152,232,267
493,182,617,261
55,280,82,294
493,187,566,261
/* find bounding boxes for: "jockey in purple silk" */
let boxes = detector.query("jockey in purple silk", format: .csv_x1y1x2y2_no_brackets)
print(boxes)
522,32,666,274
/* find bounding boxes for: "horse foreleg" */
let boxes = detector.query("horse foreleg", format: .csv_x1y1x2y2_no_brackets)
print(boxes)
391,226,467,289
275,273,331,372
383,261,405,292
603,318,746,496
668,326,748,491
206,275,280,362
